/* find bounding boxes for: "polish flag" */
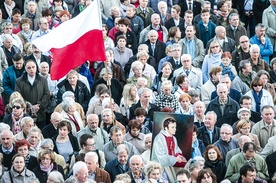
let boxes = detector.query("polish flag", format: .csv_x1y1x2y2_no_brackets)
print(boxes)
32,0,106,80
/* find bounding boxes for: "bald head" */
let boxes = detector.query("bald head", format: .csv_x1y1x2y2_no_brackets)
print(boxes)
238,135,252,150
87,114,99,131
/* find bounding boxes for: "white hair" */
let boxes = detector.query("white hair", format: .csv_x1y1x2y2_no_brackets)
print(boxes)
85,151,98,163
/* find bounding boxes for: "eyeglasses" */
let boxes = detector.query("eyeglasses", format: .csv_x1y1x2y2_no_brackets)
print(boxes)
5,27,12,30
12,105,21,109
253,85,262,87
86,143,96,147
41,157,51,161
211,45,219,49
220,132,231,135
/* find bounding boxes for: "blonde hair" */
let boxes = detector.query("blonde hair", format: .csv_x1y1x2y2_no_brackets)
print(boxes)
9,92,24,107
208,40,222,56
122,84,137,107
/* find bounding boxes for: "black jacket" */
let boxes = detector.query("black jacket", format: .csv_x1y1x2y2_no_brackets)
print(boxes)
179,0,201,17
129,101,160,121
124,55,156,75
32,162,64,183
198,126,221,147
25,54,52,69
42,123,58,139
143,39,166,65
164,17,185,32
204,160,227,183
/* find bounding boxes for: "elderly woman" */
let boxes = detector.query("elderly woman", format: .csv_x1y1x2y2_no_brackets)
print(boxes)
220,52,237,81
1,154,36,182
166,26,182,46
100,108,126,134
257,70,276,104
1,22,23,52
202,41,222,83
186,159,204,183
52,121,79,165
14,139,38,170
129,50,156,81
123,119,145,153
232,108,256,134
174,74,195,99
144,161,169,183
27,126,43,157
102,24,114,48
12,117,34,142
141,133,152,163
248,44,270,73
87,88,121,115
203,145,226,183
175,93,194,115
245,76,274,113
94,48,125,85
120,84,139,116
57,70,91,112
16,18,34,45
127,61,152,87
155,80,179,111
47,171,65,183
196,169,217,183
152,62,175,95
60,97,84,136
3,98,28,134
91,67,123,105
33,149,64,183
232,119,262,152
107,6,121,30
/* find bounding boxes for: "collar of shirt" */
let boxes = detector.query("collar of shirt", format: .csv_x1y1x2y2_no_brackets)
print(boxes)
230,25,237,31
2,146,13,153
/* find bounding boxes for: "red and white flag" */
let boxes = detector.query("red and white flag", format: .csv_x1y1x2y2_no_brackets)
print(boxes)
32,0,106,80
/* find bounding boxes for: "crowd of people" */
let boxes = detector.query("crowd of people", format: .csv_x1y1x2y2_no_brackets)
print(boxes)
0,0,275,182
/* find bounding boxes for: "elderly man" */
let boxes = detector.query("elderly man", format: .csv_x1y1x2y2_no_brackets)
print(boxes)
42,112,61,139
251,105,276,148
178,25,205,68
261,135,276,158
104,144,130,182
247,44,270,72
129,88,160,121
225,135,252,166
13,117,35,142
15,59,50,129
206,83,240,127
158,1,171,25
198,111,220,147
0,130,15,170
225,142,269,182
232,60,257,95
1,34,21,66
101,126,139,163
136,0,155,28
206,26,236,54
21,1,41,30
214,124,239,162
85,152,111,183
226,12,247,46
250,24,273,64
31,17,51,41
173,54,202,91
77,114,109,150
193,101,206,128
71,161,95,183
166,43,182,70
139,13,168,43
127,155,146,182
232,36,251,71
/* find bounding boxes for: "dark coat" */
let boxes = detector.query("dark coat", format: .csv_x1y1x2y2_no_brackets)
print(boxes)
178,22,200,39
136,6,155,27
42,123,58,139
226,25,247,46
206,96,240,127
151,72,176,94
166,57,182,71
266,151,276,181
204,160,227,183
179,0,201,17
32,162,64,183
129,101,160,121
1,45,21,66
198,126,221,147
144,39,166,64
115,30,138,54
3,113,29,130
95,167,112,183
124,55,156,75
57,79,91,112
253,0,270,24
25,54,52,69
211,88,242,104
232,46,251,71
0,4,20,20
164,17,185,32
0,145,15,170
104,158,130,182
26,155,38,171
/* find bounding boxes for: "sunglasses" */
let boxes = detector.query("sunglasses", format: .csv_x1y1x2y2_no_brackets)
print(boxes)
211,45,219,49
12,105,21,109
253,85,262,87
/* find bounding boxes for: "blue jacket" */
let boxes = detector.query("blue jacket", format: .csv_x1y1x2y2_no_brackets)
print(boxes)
104,158,130,182
197,20,216,48
250,34,273,63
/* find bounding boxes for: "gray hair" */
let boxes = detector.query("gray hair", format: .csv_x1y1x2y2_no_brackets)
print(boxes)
239,59,251,70
40,138,54,150
138,44,149,53
147,30,158,37
1,22,12,30
137,77,148,86
131,60,144,71
255,23,265,31
181,54,192,62
228,12,239,21
137,50,149,60
0,123,10,133
117,144,129,154
205,111,217,121
129,155,143,164
143,133,152,149
61,97,75,112
219,74,231,82
26,177,40,183
137,88,151,97
100,67,112,76
20,117,34,128
250,44,260,53
62,91,75,100
85,151,98,163
48,171,64,183
171,43,182,51
1,34,13,43
221,123,233,134
73,161,87,175
158,1,167,9
28,126,42,138
216,83,228,92
202,1,211,7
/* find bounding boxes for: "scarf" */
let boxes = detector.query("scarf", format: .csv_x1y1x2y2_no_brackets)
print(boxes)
211,52,222,64
252,89,263,113
40,163,53,173
220,63,236,81
192,139,202,157
4,1,15,18
11,112,24,134
20,30,33,43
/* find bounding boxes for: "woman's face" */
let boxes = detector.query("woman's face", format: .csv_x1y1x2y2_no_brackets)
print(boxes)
117,38,126,48
253,83,263,93
102,73,112,81
67,74,78,86
28,132,39,146
119,24,128,33
145,136,152,150
162,64,172,77
200,173,213,183
17,145,29,158
13,156,25,172
259,74,269,85
112,9,120,17
100,92,110,102
130,127,140,137
40,154,52,167
210,43,220,54
149,169,160,180
251,49,260,60
59,126,69,137
60,14,69,22
102,112,113,125
130,86,137,98
192,132,197,143
102,26,107,36
105,51,112,65
221,57,231,67
191,166,201,178
180,97,190,110
12,102,24,117
45,15,52,22
207,148,218,161
239,125,250,135
162,86,172,95
138,55,148,65
179,77,189,89
136,115,145,124
3,25,13,34
133,67,143,78
175,29,181,38
22,23,30,32
54,0,62,6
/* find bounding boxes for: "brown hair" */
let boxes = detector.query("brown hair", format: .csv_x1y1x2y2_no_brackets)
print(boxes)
221,52,232,59
250,76,264,89
203,144,223,161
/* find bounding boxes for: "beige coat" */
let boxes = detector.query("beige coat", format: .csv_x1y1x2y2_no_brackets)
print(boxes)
263,6,276,51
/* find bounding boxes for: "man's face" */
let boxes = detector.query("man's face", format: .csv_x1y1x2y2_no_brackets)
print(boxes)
39,19,49,31
126,7,135,17
243,150,255,160
172,47,181,59
217,86,228,102
158,4,167,14
242,63,252,74
204,113,216,129
250,49,260,60
165,122,177,136
185,26,195,39
50,114,61,127
203,4,211,11
118,150,128,165
25,61,37,77
151,15,160,26
242,171,256,183
85,156,97,173
130,156,143,174
261,107,275,125
140,91,150,105
84,138,95,152
184,13,193,25
39,63,49,75
229,15,239,27
75,167,88,183
176,174,191,183
181,56,192,70
220,77,231,89
240,99,252,110
117,38,126,47
1,132,13,149
201,12,210,22
12,13,21,22
28,2,36,12
256,27,265,38
3,38,12,49
139,0,148,8
171,8,179,19
13,59,24,70
87,115,99,131
111,131,123,145
217,27,226,38
239,37,250,50
194,103,205,117
220,126,232,142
